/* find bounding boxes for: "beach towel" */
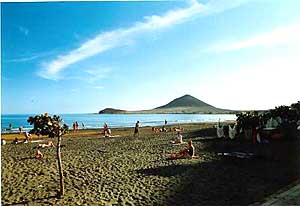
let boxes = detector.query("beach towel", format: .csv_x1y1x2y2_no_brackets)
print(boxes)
229,124,237,139
102,135,120,138
256,133,261,143
171,142,187,146
217,126,224,138
31,140,45,143
266,117,279,128
218,152,254,159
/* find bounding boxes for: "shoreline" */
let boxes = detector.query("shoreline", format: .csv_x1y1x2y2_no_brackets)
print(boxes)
1,113,237,135
1,120,236,136
1,122,230,141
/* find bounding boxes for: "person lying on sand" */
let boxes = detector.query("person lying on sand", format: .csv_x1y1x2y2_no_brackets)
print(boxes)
152,127,167,133
35,150,43,159
173,127,184,132
38,141,55,148
152,127,161,133
167,140,199,159
170,132,183,144
13,137,28,144
13,138,20,144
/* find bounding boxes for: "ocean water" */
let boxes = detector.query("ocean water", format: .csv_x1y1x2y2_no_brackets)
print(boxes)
1,113,236,133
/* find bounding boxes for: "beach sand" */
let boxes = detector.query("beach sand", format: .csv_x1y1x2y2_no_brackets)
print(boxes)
1,123,300,205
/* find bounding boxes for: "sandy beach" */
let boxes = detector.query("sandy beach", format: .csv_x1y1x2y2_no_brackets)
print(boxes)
1,123,300,205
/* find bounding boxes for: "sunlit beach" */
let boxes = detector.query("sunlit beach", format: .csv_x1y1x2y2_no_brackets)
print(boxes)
1,1,300,205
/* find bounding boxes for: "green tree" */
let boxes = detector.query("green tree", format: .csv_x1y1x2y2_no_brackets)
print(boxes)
27,113,68,198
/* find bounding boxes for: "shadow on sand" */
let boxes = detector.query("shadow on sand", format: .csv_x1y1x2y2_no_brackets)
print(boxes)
137,139,300,206
136,164,193,177
186,128,216,139
2,195,58,206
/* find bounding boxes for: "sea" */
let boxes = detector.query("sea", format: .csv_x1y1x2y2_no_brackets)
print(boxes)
1,113,236,133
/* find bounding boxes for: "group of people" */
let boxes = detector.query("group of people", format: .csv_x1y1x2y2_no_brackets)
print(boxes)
152,126,168,133
7,119,199,161
6,123,24,134
72,121,79,133
139,120,198,159
35,141,55,159
72,121,86,133
151,121,185,134
6,127,54,159
101,121,140,138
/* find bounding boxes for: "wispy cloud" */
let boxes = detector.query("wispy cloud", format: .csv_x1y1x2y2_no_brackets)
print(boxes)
207,23,300,52
38,0,250,80
65,67,111,83
19,26,29,36
93,86,104,90
5,54,43,63
71,89,79,93
84,68,111,83
85,68,111,78
4,51,57,63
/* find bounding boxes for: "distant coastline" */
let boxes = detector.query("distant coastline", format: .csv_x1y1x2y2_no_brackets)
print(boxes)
99,95,237,114
98,108,237,114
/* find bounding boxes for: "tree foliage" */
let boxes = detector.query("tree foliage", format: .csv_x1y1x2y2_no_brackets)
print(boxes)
236,101,300,130
27,113,68,137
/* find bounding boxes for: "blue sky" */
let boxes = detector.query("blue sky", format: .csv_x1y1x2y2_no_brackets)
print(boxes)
2,0,300,114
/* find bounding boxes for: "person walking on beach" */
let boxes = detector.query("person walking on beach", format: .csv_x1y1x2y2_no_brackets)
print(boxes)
162,119,168,132
9,123,12,130
73,122,76,133
19,126,23,134
82,122,85,129
75,121,79,131
134,121,140,137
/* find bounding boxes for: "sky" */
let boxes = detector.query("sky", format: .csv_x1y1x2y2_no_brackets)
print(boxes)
1,0,300,114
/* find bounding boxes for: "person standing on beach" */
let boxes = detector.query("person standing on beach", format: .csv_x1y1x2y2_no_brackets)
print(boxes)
103,122,109,137
165,120,167,125
134,121,140,137
82,122,85,129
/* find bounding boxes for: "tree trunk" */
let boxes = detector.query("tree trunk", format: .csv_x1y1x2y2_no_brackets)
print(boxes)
57,135,64,198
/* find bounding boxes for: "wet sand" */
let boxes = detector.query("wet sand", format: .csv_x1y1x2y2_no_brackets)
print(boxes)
1,123,300,205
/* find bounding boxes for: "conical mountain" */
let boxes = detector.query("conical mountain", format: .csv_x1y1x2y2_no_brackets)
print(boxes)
156,94,213,109
99,94,234,114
